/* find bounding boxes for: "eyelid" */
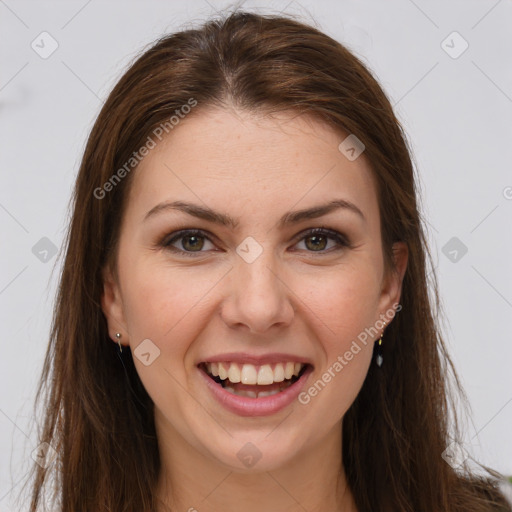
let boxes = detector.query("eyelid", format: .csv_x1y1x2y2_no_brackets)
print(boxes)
161,228,218,253
293,226,351,247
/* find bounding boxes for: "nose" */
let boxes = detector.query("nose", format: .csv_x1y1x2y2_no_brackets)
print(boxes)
220,247,295,334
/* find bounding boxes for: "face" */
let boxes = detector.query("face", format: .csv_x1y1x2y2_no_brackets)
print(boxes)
102,107,407,473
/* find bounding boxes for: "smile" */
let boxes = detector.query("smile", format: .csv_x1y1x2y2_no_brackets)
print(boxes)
202,361,307,397
198,360,313,416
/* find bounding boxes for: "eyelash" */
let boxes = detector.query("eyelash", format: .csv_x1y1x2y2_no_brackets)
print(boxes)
160,227,351,257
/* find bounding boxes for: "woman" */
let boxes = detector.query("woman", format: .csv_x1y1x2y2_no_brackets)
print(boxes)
25,10,511,512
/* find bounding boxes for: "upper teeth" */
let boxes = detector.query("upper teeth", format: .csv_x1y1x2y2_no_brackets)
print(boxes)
204,362,304,385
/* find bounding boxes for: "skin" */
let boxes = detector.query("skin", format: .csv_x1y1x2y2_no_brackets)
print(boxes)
101,106,408,512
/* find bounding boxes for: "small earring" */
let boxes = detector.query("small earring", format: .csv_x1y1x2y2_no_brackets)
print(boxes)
375,321,386,367
115,333,122,353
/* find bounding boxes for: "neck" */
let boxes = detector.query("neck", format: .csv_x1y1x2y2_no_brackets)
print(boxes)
155,416,357,512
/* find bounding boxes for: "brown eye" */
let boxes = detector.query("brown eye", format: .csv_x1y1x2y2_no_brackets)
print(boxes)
304,234,328,251
294,228,350,254
162,229,216,256
181,234,205,251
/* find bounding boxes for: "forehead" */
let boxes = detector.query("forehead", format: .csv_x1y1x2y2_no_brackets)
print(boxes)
126,107,379,226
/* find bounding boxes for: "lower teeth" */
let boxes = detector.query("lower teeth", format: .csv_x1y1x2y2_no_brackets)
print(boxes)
223,387,282,398
223,379,294,398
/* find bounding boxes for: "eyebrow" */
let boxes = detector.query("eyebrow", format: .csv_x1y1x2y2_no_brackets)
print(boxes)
143,198,365,228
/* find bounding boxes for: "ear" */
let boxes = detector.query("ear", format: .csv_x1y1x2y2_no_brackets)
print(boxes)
101,266,128,348
378,241,408,317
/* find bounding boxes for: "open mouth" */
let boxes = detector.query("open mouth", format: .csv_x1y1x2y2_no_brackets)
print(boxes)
199,361,311,399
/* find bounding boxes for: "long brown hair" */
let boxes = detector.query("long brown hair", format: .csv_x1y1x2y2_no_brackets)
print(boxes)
22,10,511,512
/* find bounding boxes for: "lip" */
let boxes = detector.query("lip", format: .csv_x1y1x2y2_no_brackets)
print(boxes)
198,363,313,417
198,352,313,366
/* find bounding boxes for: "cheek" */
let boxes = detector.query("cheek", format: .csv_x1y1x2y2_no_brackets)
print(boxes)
120,257,226,354
296,258,382,342
293,260,380,415
118,259,221,412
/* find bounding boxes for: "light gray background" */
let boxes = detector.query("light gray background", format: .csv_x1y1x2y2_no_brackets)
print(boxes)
1,1,511,509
